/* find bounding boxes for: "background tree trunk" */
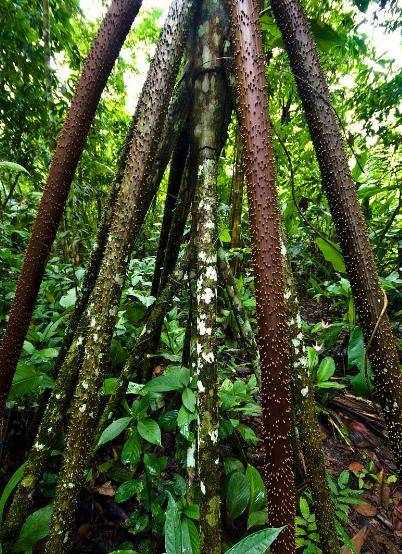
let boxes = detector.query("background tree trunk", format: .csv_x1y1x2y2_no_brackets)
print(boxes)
270,0,402,467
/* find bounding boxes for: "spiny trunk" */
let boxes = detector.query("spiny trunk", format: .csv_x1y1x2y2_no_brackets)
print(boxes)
150,146,197,353
151,128,190,298
1,76,191,545
225,0,296,551
0,0,142,425
44,2,193,550
283,246,339,554
270,0,402,467
192,1,230,552
97,250,190,436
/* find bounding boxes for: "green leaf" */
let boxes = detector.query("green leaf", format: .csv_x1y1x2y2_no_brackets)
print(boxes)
315,238,346,273
8,364,54,400
316,357,336,382
59,287,77,309
183,504,199,521
115,479,143,503
186,519,200,554
165,492,182,554
143,453,167,475
137,418,161,446
0,463,26,523
316,381,345,389
224,527,283,554
347,326,365,371
102,377,119,396
142,366,190,394
121,432,142,465
227,471,250,520
247,510,267,529
0,160,29,175
307,347,319,370
246,465,266,513
219,224,231,243
299,497,311,520
180,518,194,554
182,387,196,413
14,505,52,552
98,417,132,447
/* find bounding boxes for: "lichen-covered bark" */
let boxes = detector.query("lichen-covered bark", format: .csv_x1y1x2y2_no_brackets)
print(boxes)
283,246,339,554
45,3,193,550
192,2,230,552
225,1,295,551
0,0,142,422
270,0,401,467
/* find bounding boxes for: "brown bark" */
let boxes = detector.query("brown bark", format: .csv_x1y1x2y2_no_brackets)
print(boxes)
0,0,143,424
225,0,296,551
45,1,193,550
270,0,402,468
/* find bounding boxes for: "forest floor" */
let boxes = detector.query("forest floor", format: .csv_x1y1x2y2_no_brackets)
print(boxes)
2,388,401,553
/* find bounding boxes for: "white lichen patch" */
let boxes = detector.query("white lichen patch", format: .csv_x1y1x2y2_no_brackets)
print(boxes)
200,481,206,495
201,287,214,304
197,380,206,393
301,386,309,397
209,429,218,444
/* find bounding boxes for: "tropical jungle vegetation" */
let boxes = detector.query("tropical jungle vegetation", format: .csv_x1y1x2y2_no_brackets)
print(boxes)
0,0,401,553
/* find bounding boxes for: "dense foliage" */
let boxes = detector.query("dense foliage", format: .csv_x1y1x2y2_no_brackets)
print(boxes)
0,0,400,552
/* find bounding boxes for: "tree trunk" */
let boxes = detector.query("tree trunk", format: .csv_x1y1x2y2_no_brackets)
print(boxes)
270,0,402,467
0,0,143,425
192,1,230,552
283,247,340,554
225,0,296,551
151,127,190,298
45,2,193,550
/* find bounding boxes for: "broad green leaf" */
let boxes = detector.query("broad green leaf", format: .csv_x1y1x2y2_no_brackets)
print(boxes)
227,471,250,520
115,479,143,503
347,326,365,371
8,364,53,400
121,432,141,465
183,504,199,521
98,417,132,447
165,492,181,554
59,287,77,309
315,238,346,273
182,387,196,413
143,453,167,475
142,366,190,394
0,160,29,175
186,519,200,554
224,527,283,554
246,465,266,513
102,377,119,395
316,357,336,382
137,418,161,446
0,463,26,522
14,505,52,552
247,510,267,529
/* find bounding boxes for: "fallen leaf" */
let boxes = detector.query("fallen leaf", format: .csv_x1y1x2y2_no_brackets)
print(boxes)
96,481,115,497
349,461,364,473
354,502,377,517
341,526,369,554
